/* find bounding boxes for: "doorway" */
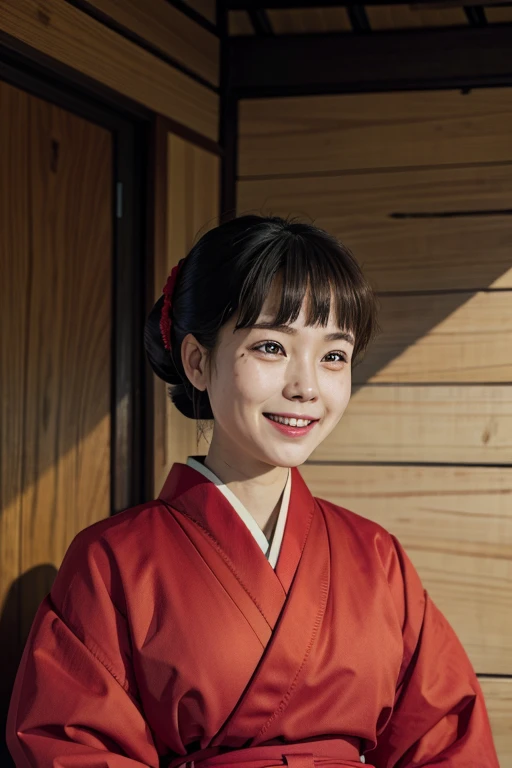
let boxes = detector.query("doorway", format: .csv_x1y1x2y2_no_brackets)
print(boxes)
0,54,149,764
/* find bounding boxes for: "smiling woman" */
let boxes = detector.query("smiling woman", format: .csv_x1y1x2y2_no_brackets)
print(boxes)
143,215,378,514
6,215,501,768
144,214,379,422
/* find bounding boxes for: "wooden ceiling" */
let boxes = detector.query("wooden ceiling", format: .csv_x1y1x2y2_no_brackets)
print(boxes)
227,1,512,35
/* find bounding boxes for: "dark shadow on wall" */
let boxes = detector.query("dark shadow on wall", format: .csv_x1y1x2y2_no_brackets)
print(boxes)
0,564,58,768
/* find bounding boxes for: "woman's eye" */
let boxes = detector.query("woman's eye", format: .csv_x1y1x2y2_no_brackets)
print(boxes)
325,352,348,363
253,341,283,355
252,342,348,364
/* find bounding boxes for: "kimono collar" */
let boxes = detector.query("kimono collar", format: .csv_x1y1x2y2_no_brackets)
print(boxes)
185,456,291,566
157,461,317,595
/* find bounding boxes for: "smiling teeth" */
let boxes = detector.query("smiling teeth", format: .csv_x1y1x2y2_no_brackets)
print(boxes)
267,415,312,427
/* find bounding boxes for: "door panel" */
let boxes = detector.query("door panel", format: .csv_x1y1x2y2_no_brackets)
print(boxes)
0,80,113,760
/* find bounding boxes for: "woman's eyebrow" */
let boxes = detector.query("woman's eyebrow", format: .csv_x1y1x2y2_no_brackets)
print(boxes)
249,323,355,345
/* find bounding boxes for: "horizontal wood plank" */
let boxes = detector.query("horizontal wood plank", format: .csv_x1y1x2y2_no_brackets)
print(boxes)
231,26,512,103
85,0,219,86
355,291,512,384
299,463,512,673
267,7,351,33
367,4,467,30
238,88,512,177
0,0,219,141
238,163,512,291
228,0,512,8
479,677,512,763
487,5,512,23
310,385,512,464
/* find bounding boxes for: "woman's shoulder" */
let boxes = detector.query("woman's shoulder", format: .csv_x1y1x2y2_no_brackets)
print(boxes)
314,494,403,575
315,493,391,537
53,499,172,599
63,498,170,554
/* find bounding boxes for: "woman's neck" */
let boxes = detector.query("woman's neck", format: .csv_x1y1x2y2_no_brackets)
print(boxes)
203,452,289,534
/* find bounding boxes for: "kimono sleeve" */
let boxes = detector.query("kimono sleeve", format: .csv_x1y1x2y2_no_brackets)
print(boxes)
367,534,499,768
6,528,160,768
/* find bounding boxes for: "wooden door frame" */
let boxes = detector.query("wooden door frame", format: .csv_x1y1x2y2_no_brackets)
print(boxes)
0,43,152,513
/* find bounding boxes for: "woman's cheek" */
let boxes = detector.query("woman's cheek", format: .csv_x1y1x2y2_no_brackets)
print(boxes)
324,375,351,417
241,359,279,398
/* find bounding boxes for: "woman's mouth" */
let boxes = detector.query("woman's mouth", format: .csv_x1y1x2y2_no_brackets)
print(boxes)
263,413,319,438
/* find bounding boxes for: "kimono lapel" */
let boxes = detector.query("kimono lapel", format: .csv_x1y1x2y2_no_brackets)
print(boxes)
158,463,313,626
159,463,329,747
211,498,329,747
160,463,279,628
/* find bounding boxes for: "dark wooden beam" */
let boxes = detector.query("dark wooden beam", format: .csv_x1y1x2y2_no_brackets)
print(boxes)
347,4,371,32
165,0,218,34
248,8,274,34
227,0,510,8
464,5,488,24
228,25,512,96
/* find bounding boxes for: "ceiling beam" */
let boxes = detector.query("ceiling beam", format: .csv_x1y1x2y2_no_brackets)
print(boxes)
347,4,372,32
228,25,512,96
248,8,274,34
227,0,512,8
464,5,488,23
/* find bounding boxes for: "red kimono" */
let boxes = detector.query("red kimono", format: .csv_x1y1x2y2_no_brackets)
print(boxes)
7,462,499,768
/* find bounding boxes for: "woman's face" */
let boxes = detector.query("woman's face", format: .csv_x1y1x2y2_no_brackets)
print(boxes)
194,279,354,473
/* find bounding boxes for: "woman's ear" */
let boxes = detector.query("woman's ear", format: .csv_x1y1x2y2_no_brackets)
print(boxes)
181,333,209,392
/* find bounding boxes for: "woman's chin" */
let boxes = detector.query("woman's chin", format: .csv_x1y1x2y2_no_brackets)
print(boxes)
261,443,318,468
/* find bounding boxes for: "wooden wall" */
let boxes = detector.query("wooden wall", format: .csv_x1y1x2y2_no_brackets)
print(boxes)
1,0,220,758
0,0,219,141
238,88,512,762
152,123,220,496
183,0,216,25
0,79,113,761
0,0,222,563
0,0,221,633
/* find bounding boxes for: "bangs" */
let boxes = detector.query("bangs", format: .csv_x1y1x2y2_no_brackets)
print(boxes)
233,225,379,365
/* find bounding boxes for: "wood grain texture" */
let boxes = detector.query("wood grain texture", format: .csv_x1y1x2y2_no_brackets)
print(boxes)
153,133,220,495
0,0,219,141
487,6,512,22
167,133,221,252
354,291,512,384
479,677,512,764
238,163,512,291
85,0,219,86
310,385,512,464
20,94,112,641
183,0,216,25
367,5,467,30
0,80,29,727
238,88,512,177
267,7,351,34
236,78,512,755
299,463,512,673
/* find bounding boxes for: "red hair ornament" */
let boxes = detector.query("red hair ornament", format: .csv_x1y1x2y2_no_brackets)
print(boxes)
159,258,185,351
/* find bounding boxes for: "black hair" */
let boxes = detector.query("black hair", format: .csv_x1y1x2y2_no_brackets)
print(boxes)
144,214,380,431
